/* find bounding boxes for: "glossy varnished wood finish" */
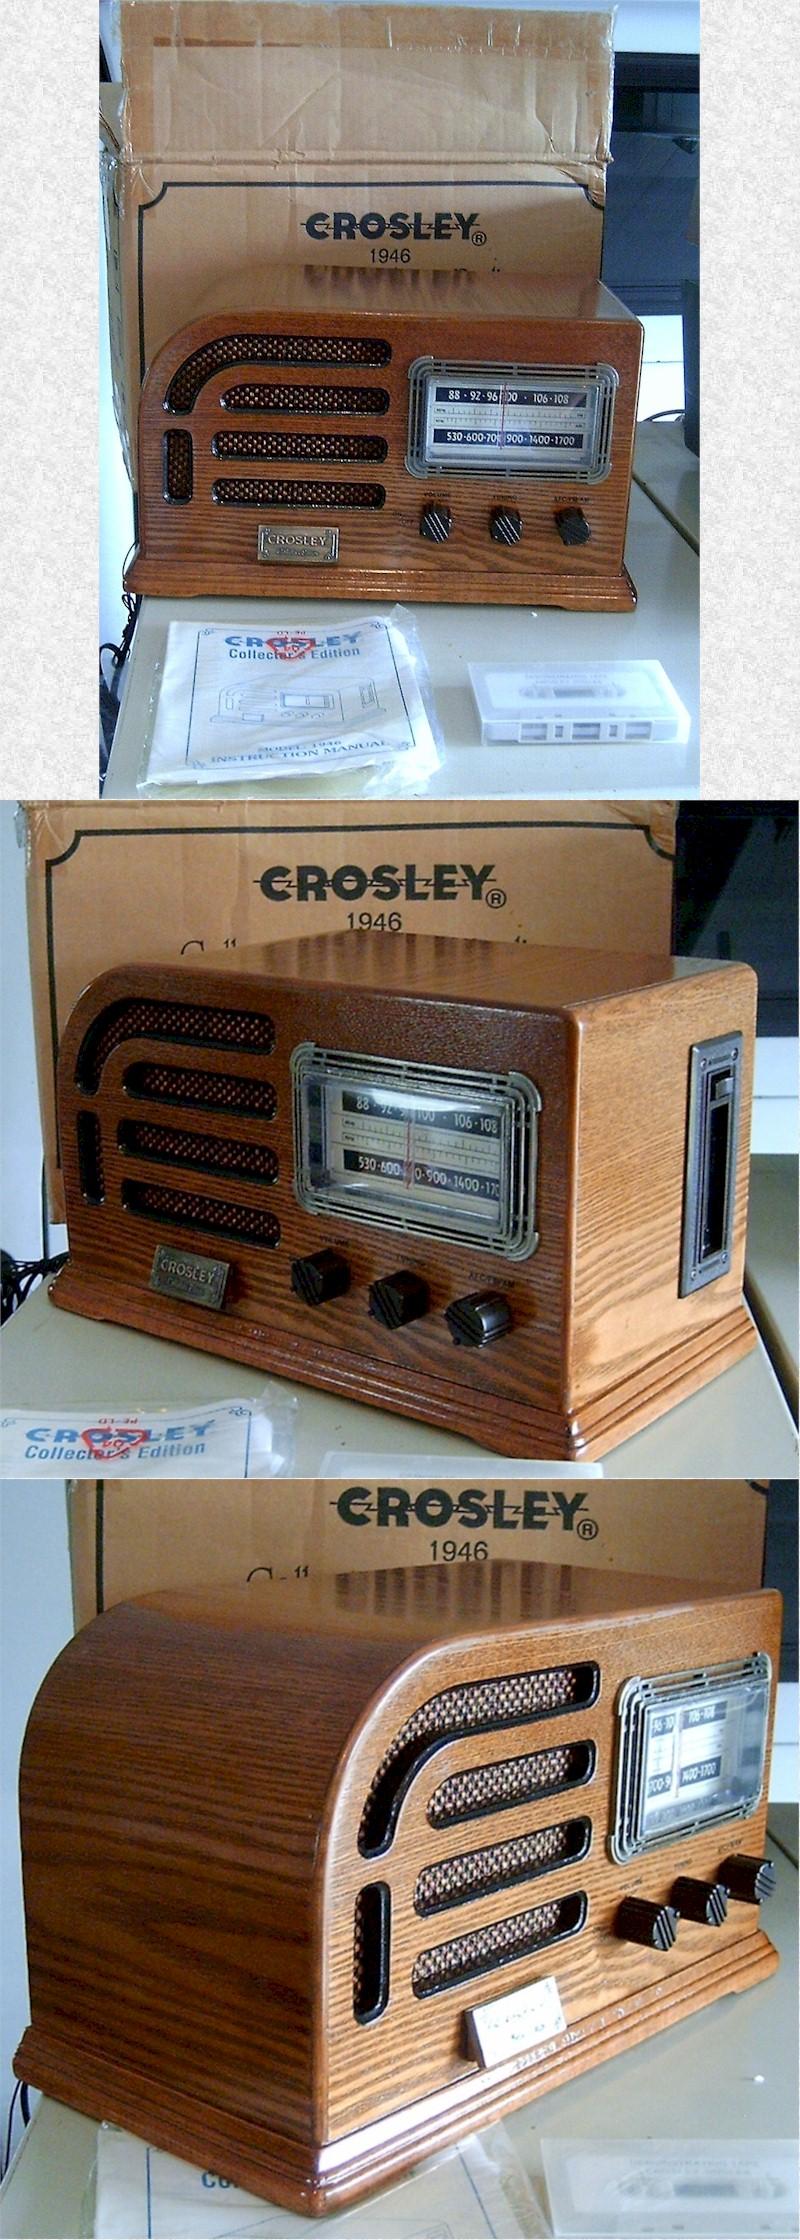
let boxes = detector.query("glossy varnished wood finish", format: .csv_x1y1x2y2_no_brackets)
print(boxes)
51,935,756,1458
126,272,642,608
16,1566,781,2213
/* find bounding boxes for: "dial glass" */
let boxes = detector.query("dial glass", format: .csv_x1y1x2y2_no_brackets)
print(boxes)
407,361,618,480
611,1658,771,1862
292,1047,539,1258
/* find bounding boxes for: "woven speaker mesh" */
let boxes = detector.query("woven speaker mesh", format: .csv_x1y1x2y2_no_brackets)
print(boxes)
213,429,388,463
414,1820,581,1916
77,1000,274,1093
221,383,390,415
124,1179,280,1248
213,477,385,509
360,1669,584,1852
412,1895,570,1997
125,1062,277,1119
163,429,193,501
119,1120,278,1184
166,335,392,412
428,1743,590,1829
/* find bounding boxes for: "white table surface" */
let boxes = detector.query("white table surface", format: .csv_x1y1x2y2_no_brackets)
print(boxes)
104,483,698,803
633,418,699,552
2,1281,796,1478
2,1811,796,2238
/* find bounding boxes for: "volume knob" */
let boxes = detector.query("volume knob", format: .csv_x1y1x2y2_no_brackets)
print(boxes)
615,1897,679,1950
420,503,452,543
490,506,522,545
290,1249,350,1306
555,505,591,546
719,1854,776,1904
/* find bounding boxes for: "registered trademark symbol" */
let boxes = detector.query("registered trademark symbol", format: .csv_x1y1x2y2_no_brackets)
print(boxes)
485,887,507,908
577,1515,598,1539
471,230,487,245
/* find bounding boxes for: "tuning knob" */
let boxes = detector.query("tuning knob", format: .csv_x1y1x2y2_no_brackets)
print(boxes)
670,1877,728,1926
555,505,591,546
718,1854,776,1904
490,505,522,546
615,1897,679,1950
444,1292,512,1347
369,1271,430,1329
290,1249,350,1306
420,503,452,543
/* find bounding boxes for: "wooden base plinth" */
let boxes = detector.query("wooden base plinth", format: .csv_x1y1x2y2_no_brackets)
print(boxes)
15,1929,777,2217
49,1269,756,1460
124,561,638,610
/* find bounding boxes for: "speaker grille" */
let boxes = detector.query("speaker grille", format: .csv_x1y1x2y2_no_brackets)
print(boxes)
359,1666,597,1855
428,1742,596,1830
166,335,392,412
414,1817,591,1916
76,1000,274,1093
118,1120,278,1184
213,429,388,463
221,383,390,416
353,1884,391,2024
412,1891,586,1998
125,1062,277,1119
213,477,386,510
163,429,193,501
76,1112,104,1204
123,1180,280,1248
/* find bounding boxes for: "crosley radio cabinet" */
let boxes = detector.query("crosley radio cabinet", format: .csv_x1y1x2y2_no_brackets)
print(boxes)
51,933,757,1460
15,1565,780,2213
125,269,643,608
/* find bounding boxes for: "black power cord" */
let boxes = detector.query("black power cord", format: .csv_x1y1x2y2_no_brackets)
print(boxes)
1,1248,68,1325
1,2078,32,2181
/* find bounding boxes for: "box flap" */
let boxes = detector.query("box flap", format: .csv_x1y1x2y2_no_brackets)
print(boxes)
120,4,614,170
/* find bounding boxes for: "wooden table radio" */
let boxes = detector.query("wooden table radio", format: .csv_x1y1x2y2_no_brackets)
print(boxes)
15,1564,781,2213
125,270,643,608
51,933,756,1460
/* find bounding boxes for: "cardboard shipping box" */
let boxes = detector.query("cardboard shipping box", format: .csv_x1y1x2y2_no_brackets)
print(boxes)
104,5,614,475
68,1479,769,1631
24,799,675,1224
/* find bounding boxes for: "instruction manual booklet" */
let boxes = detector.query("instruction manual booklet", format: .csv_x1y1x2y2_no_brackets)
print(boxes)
141,614,440,787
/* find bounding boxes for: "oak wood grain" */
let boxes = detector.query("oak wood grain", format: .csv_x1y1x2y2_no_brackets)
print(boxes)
126,273,642,607
15,1566,780,2212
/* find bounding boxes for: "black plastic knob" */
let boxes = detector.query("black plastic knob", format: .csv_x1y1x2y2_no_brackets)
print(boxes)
719,1854,776,1905
420,503,452,543
290,1249,350,1306
490,505,522,546
444,1292,512,1347
369,1271,430,1329
615,1897,679,1951
670,1876,728,1926
555,505,591,547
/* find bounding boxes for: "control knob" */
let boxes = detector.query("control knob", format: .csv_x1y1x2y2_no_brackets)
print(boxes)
555,506,591,546
490,506,522,546
290,1249,350,1306
615,1897,679,1950
670,1877,728,1926
444,1292,512,1347
420,503,453,543
369,1271,430,1328
719,1854,776,1904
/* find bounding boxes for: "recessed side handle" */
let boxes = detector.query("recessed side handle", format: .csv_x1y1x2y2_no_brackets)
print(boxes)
679,1032,743,1296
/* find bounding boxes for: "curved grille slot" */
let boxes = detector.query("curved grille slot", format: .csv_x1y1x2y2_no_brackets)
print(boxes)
213,478,386,510
414,1818,591,1916
353,1884,391,2024
166,335,392,413
76,1112,104,1204
428,1742,596,1830
125,1062,277,1119
213,429,388,463
412,1891,586,1999
163,429,193,502
76,1001,274,1094
118,1120,278,1185
221,382,390,416
123,1180,280,1248
359,1666,598,1857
